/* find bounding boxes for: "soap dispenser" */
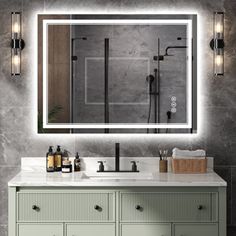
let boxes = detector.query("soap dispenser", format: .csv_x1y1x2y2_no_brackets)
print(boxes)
46,146,54,172
54,145,62,171
74,152,81,172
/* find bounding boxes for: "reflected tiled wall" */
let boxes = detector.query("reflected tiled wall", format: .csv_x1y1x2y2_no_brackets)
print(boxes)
0,0,236,235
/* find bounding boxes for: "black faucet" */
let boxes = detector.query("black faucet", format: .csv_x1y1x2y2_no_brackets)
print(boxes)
97,143,139,173
115,143,120,172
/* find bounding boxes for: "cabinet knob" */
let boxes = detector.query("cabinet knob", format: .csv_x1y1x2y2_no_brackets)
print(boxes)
135,205,141,210
32,205,40,211
198,205,203,210
94,205,101,211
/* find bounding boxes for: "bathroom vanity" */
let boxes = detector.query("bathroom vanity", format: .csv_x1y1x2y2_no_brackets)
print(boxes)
8,158,226,236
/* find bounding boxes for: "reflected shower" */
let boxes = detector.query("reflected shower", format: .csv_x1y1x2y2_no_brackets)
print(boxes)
146,39,187,133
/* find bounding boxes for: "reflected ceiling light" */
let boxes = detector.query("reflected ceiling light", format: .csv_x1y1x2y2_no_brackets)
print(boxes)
11,12,25,76
210,12,224,76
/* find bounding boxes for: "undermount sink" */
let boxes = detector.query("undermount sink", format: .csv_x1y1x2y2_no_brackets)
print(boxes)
81,172,154,180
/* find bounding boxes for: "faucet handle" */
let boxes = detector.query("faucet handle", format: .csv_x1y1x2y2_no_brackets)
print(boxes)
130,161,138,172
97,161,105,172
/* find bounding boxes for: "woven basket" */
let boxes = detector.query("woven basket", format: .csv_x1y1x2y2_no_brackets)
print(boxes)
172,158,207,174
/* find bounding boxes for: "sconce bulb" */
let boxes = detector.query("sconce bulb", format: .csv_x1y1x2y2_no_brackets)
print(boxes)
215,55,223,66
13,22,20,34
215,23,223,33
13,54,20,66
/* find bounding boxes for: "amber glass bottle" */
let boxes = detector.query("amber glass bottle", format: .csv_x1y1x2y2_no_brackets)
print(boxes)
54,145,62,171
46,146,54,172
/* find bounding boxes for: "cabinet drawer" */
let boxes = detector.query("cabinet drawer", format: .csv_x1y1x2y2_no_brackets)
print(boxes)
18,223,63,236
174,223,218,236
120,192,217,222
121,223,171,236
17,191,115,222
66,223,115,236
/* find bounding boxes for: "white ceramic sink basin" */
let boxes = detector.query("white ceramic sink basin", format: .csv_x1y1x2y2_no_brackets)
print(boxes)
81,172,154,180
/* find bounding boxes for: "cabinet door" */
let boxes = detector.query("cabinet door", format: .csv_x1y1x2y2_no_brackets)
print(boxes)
18,224,63,236
66,223,115,236
174,224,218,236
121,224,171,236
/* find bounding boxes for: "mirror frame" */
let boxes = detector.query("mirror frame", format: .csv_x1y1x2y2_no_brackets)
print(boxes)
38,14,197,134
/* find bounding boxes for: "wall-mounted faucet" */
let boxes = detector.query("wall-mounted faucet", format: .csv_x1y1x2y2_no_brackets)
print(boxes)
97,143,139,173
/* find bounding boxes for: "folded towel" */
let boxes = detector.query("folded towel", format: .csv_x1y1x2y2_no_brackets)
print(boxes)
172,148,206,159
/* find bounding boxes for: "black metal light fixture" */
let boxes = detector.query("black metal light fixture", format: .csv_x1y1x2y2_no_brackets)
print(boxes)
210,12,224,76
11,12,25,76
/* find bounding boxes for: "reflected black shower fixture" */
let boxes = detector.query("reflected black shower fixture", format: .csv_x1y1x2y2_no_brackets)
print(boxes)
70,36,88,125
146,74,155,94
164,46,187,56
71,37,87,61
165,110,172,133
147,39,188,134
177,37,187,40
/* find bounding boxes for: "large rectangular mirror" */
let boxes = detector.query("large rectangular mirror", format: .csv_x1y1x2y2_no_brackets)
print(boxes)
38,14,197,133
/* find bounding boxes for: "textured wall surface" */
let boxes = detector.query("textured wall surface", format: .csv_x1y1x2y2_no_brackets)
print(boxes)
0,0,235,235
72,24,187,124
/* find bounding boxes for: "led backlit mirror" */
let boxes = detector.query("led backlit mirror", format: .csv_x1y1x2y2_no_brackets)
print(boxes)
38,14,197,134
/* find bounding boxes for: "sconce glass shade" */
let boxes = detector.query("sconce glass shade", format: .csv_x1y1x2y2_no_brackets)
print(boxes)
212,12,224,76
11,12,23,76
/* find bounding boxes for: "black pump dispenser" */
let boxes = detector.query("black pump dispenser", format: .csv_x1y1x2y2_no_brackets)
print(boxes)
49,146,53,153
75,152,80,159
57,145,61,152
74,152,81,172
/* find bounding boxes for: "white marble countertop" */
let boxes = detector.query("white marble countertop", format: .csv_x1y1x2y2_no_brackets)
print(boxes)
8,171,226,187
8,158,227,187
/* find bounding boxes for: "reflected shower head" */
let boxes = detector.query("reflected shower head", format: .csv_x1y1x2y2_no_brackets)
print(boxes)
164,46,187,56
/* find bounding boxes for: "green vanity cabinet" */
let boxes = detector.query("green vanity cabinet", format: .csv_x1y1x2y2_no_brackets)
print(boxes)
8,187,226,236
18,223,63,236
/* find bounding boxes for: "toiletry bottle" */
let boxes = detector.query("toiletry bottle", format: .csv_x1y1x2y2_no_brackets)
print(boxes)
62,157,72,173
62,149,70,162
54,145,62,171
46,146,54,172
74,152,81,172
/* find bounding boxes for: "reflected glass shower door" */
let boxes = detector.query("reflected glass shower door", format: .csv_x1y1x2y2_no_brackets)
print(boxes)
72,25,108,125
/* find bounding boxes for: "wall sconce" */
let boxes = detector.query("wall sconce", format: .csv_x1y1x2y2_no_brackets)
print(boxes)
11,12,25,76
210,12,224,76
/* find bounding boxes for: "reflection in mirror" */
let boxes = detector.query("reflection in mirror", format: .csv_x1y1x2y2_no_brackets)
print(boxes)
38,15,197,134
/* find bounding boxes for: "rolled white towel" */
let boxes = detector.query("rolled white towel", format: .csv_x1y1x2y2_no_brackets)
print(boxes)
172,148,206,159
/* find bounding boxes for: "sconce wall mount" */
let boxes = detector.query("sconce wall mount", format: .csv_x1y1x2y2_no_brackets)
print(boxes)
210,12,225,76
11,12,25,76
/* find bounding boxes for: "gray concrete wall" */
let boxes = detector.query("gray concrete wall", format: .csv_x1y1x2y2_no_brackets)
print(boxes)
0,0,236,235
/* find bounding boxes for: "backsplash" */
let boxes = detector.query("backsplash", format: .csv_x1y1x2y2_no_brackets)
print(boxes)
0,0,236,235
20,157,214,173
